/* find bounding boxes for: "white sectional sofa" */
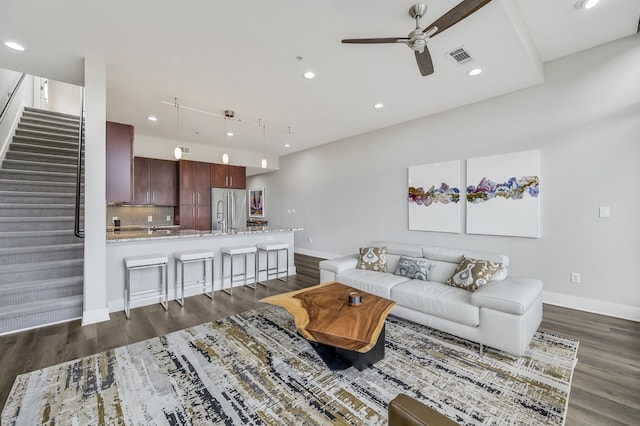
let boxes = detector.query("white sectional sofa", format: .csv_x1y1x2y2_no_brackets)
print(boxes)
319,241,543,356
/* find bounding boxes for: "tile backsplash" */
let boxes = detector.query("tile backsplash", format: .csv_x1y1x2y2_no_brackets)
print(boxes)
107,205,176,227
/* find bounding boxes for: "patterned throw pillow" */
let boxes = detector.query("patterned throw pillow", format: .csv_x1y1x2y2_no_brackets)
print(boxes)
446,257,502,292
356,247,388,272
394,256,433,281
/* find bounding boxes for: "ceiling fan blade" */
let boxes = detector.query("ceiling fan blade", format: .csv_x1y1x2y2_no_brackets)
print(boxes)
342,37,409,44
423,0,492,37
415,48,434,76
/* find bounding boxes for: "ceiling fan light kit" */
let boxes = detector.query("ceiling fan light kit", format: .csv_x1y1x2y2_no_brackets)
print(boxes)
341,0,492,76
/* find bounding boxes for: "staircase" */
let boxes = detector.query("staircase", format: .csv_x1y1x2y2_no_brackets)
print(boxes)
0,107,84,335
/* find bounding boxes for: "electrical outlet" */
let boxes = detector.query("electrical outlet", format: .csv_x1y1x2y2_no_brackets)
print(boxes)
570,272,581,284
599,206,611,218
112,216,118,221
166,215,171,221
147,216,153,222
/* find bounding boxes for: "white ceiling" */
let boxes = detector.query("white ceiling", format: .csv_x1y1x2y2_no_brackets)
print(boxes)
1,0,638,160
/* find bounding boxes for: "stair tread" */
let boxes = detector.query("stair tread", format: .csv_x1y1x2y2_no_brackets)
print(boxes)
0,242,84,254
0,258,84,273
0,178,75,186
0,190,76,196
0,229,74,237
0,203,81,208
0,216,75,222
0,169,76,177
11,135,80,146
0,294,83,317
10,142,79,154
24,107,80,120
0,275,83,292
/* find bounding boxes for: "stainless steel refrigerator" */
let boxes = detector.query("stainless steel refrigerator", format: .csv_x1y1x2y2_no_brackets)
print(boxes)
211,188,247,232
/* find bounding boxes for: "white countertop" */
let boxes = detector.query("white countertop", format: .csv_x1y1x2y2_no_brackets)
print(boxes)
106,227,302,243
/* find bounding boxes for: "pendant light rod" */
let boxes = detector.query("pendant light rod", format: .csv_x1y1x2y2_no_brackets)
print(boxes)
161,100,294,134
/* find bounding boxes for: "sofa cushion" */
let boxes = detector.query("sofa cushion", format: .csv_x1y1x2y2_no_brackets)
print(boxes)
337,269,410,299
356,246,388,272
470,276,544,315
422,246,509,281
446,257,502,292
394,256,433,281
368,241,423,258
391,280,480,327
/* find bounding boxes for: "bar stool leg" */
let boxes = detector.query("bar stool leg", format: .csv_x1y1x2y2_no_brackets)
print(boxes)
222,254,233,296
161,262,168,311
125,269,131,319
278,248,289,282
205,257,214,300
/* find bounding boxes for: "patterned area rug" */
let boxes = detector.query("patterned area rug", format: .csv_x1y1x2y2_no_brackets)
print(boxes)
2,305,578,425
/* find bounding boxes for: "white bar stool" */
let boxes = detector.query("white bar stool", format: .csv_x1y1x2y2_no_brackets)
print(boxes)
221,245,257,295
174,249,214,306
123,254,168,319
256,242,289,286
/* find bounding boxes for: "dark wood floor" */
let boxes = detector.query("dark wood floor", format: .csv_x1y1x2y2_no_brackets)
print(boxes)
1,254,638,425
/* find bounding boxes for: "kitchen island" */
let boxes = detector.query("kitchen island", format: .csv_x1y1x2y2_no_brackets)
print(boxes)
106,227,301,313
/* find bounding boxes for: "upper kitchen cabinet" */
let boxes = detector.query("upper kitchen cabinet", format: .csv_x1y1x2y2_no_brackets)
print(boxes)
211,163,246,189
178,160,211,230
106,121,133,203
132,157,178,205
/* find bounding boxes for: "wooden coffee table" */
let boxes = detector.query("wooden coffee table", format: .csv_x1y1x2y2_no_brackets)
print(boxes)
260,281,396,370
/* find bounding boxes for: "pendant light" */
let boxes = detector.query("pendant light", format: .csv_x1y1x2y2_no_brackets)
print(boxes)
173,98,182,160
260,119,267,169
222,110,234,164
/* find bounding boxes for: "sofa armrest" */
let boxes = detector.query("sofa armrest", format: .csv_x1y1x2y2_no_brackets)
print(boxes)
388,394,459,426
319,255,359,274
470,276,543,315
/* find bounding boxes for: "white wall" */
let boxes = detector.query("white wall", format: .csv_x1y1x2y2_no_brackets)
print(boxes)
0,71,33,162
82,56,110,325
248,35,640,320
48,79,82,115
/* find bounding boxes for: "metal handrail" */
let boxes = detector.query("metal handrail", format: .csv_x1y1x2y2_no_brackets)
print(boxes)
74,87,85,238
0,73,25,125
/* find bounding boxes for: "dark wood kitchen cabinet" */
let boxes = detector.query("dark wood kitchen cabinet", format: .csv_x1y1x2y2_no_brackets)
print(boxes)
178,160,211,230
211,163,246,189
106,121,133,203
132,157,178,205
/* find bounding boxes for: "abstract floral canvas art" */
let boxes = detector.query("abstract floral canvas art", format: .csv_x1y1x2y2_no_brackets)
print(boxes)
408,160,461,233
466,150,540,238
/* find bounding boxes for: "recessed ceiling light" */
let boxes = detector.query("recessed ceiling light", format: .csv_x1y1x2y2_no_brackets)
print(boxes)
374,103,384,109
147,115,158,121
284,143,291,148
303,71,316,79
575,0,599,9
226,131,234,137
4,41,25,51
468,68,483,76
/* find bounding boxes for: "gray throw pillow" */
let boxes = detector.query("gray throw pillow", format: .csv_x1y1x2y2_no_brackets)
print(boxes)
394,256,433,281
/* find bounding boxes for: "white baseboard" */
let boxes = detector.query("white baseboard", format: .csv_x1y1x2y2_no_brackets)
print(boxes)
294,247,342,260
82,307,111,325
543,291,640,322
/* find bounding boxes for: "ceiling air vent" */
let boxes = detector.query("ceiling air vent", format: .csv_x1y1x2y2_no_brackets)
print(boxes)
446,46,473,65
178,145,190,155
